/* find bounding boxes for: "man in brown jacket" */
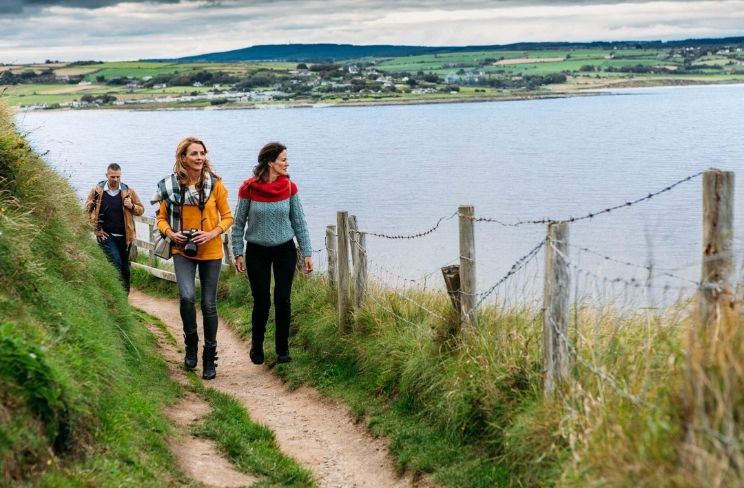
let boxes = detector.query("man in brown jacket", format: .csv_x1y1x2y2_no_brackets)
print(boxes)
85,163,144,293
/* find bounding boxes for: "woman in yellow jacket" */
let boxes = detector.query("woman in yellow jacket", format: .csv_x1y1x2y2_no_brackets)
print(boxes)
153,136,233,380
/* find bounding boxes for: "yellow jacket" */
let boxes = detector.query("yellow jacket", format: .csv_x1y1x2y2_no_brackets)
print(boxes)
156,179,234,260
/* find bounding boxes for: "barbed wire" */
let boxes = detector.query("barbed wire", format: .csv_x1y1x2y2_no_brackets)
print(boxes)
368,270,450,322
367,256,459,287
348,233,459,287
646,245,744,274
470,239,546,308
562,242,699,286
360,211,458,240
554,318,647,406
549,241,696,294
369,262,438,288
466,171,705,227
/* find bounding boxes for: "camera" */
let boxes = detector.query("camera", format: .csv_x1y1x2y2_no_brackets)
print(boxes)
181,228,199,257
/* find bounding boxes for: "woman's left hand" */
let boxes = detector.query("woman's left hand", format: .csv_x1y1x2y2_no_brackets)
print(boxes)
192,228,221,246
303,256,313,274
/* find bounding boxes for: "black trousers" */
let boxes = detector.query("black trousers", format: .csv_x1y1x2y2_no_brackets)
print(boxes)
244,239,297,355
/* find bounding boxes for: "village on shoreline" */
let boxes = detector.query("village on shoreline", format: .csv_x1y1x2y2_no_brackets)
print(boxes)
3,41,744,112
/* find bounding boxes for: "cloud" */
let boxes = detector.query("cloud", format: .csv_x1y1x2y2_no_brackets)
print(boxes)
1,1,743,63
1,0,727,13
1,0,178,13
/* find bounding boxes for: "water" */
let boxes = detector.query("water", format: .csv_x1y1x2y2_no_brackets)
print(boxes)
14,85,744,304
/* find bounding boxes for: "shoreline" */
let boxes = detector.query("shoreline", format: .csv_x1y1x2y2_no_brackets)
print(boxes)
10,79,744,113
10,89,606,113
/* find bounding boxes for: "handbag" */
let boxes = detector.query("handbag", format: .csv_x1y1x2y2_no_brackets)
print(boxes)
151,183,188,260
152,226,172,260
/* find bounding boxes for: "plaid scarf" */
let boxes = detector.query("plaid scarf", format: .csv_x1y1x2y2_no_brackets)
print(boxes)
150,173,215,231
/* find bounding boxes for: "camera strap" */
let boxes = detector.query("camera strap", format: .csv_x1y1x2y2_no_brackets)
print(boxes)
178,185,186,234
198,187,205,230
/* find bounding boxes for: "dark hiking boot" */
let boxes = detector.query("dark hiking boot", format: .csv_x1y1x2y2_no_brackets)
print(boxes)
184,332,198,370
249,343,264,365
277,353,292,364
202,346,217,380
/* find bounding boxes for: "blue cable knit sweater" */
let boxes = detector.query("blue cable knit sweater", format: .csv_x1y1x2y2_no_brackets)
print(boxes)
231,176,312,257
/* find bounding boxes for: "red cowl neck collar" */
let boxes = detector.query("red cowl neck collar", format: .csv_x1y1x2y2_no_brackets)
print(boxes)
238,175,298,202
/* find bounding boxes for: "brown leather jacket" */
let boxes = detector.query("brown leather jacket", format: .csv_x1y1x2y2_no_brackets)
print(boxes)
85,182,144,245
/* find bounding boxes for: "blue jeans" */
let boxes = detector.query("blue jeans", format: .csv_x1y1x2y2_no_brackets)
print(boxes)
173,255,222,347
98,235,130,293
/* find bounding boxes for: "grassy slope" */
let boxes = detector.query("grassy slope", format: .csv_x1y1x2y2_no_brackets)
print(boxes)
0,104,313,487
0,103,186,485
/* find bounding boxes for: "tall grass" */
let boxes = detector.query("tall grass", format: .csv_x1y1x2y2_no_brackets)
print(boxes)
0,103,187,485
194,257,742,487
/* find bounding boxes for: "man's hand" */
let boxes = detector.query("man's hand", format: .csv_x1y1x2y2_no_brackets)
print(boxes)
123,195,134,209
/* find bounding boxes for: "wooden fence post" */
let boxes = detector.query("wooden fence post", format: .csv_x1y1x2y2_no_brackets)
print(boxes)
441,264,462,316
326,225,337,292
147,222,156,266
700,169,735,325
459,205,477,327
337,211,351,331
348,214,358,272
543,222,570,397
354,231,368,310
223,232,235,273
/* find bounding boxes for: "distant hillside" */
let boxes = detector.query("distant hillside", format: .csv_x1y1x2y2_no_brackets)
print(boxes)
158,37,744,63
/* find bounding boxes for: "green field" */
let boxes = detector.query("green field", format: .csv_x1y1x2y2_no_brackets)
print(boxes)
81,62,196,81
3,47,744,110
375,48,676,75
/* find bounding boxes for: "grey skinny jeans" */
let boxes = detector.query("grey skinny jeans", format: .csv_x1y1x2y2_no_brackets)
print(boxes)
173,255,222,347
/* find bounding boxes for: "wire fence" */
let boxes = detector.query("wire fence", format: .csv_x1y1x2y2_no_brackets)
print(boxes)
338,170,719,308
318,169,739,403
132,168,739,405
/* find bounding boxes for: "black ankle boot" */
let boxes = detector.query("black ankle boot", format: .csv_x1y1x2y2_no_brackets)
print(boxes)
202,346,217,380
184,332,198,370
249,343,264,365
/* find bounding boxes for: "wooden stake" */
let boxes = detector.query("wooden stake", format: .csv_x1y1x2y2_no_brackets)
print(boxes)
459,205,477,327
700,169,735,325
441,264,462,317
337,211,351,331
326,225,337,291
354,231,368,310
544,222,570,397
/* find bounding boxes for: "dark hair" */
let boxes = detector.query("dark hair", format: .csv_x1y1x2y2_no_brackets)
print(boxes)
107,163,121,172
254,142,287,182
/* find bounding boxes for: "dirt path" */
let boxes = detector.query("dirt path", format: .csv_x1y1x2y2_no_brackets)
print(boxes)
130,290,437,488
165,393,258,487
144,312,258,487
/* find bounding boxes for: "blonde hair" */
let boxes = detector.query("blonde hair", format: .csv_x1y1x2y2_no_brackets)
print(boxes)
173,136,220,187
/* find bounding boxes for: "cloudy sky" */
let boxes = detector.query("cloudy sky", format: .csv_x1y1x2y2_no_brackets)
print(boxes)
1,0,743,63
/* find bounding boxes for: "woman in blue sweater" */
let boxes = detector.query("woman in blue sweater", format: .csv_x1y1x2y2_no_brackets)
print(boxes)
232,142,313,365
